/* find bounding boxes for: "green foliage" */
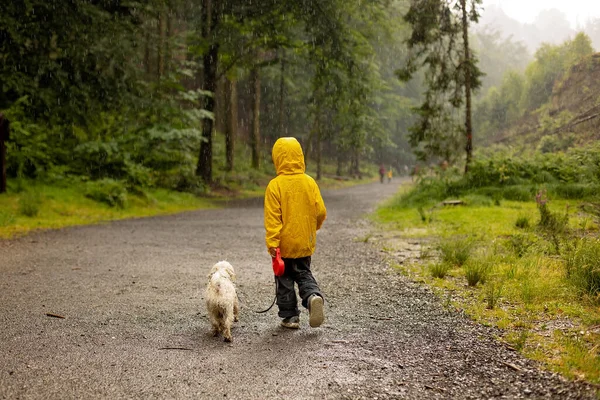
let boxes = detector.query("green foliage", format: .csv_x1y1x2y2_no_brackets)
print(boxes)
0,210,16,227
84,179,128,208
400,0,483,163
537,134,575,154
439,237,475,267
515,216,530,229
428,262,451,279
18,191,41,217
505,234,535,258
523,33,594,111
474,32,594,144
485,280,503,309
536,189,569,253
0,0,142,118
464,257,491,286
564,239,600,301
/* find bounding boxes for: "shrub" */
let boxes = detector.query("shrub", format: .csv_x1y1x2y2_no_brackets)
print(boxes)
564,239,600,301
550,183,600,200
464,194,494,207
429,262,451,279
85,179,128,208
171,172,207,195
18,191,41,217
502,185,534,201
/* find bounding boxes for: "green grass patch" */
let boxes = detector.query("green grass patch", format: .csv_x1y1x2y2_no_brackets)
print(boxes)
0,180,218,239
376,181,600,385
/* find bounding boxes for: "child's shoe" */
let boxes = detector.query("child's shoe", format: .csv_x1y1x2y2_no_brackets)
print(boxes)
281,316,300,329
308,295,324,327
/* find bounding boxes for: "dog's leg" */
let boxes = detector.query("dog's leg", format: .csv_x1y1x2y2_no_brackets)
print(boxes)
208,307,221,337
222,306,234,342
233,297,240,322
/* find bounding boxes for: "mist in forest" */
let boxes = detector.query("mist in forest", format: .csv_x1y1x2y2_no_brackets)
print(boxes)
478,1,600,52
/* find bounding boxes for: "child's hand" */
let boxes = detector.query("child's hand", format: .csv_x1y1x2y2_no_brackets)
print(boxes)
268,247,277,258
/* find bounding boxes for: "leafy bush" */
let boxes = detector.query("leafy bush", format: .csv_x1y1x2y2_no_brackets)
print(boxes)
550,183,600,200
84,179,128,208
502,185,534,201
463,194,494,207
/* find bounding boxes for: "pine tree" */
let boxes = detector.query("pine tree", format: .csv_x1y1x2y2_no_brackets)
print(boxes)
398,0,483,172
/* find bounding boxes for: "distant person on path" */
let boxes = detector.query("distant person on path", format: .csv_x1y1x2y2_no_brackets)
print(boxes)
264,137,327,329
387,167,393,183
379,164,386,183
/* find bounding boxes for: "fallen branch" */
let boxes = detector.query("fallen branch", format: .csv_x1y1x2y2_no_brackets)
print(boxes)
500,361,522,371
45,313,65,319
369,316,393,321
158,347,193,351
424,384,446,392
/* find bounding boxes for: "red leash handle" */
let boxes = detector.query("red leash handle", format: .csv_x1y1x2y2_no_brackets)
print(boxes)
272,248,285,277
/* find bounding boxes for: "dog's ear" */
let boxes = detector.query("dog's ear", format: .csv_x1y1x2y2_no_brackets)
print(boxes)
226,266,236,281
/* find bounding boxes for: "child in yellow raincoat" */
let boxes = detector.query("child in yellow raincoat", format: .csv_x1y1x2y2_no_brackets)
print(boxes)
264,137,327,329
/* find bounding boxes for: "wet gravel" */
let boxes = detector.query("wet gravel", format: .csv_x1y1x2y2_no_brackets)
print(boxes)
0,180,597,399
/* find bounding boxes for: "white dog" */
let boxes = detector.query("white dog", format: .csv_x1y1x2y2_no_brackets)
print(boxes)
205,261,239,342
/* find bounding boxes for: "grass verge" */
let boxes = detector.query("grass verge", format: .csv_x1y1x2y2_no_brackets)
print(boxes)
374,183,600,385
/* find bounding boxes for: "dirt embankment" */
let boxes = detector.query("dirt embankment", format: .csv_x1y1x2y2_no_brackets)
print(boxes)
497,53,600,147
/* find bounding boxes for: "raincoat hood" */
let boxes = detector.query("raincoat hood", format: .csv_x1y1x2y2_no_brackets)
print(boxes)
272,137,305,175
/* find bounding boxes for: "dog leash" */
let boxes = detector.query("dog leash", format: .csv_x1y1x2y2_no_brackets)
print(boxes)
254,277,278,314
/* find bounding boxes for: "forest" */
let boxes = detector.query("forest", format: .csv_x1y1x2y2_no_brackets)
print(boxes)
1,1,599,192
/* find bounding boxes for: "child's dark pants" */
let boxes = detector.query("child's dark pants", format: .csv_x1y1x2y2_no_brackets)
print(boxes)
276,256,322,318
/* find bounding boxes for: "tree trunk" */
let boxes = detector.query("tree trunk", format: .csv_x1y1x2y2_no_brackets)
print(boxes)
157,10,164,80
461,0,473,174
315,113,322,181
215,77,227,135
165,9,172,76
336,147,343,177
225,78,237,171
351,148,361,178
278,51,286,137
196,0,219,183
250,67,261,170
144,28,151,77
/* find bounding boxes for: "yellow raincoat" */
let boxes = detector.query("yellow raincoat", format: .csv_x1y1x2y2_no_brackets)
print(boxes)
264,137,327,259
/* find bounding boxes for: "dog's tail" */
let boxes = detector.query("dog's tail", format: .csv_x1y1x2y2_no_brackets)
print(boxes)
254,277,278,314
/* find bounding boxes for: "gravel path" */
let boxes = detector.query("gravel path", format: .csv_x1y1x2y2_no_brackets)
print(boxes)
0,180,596,399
